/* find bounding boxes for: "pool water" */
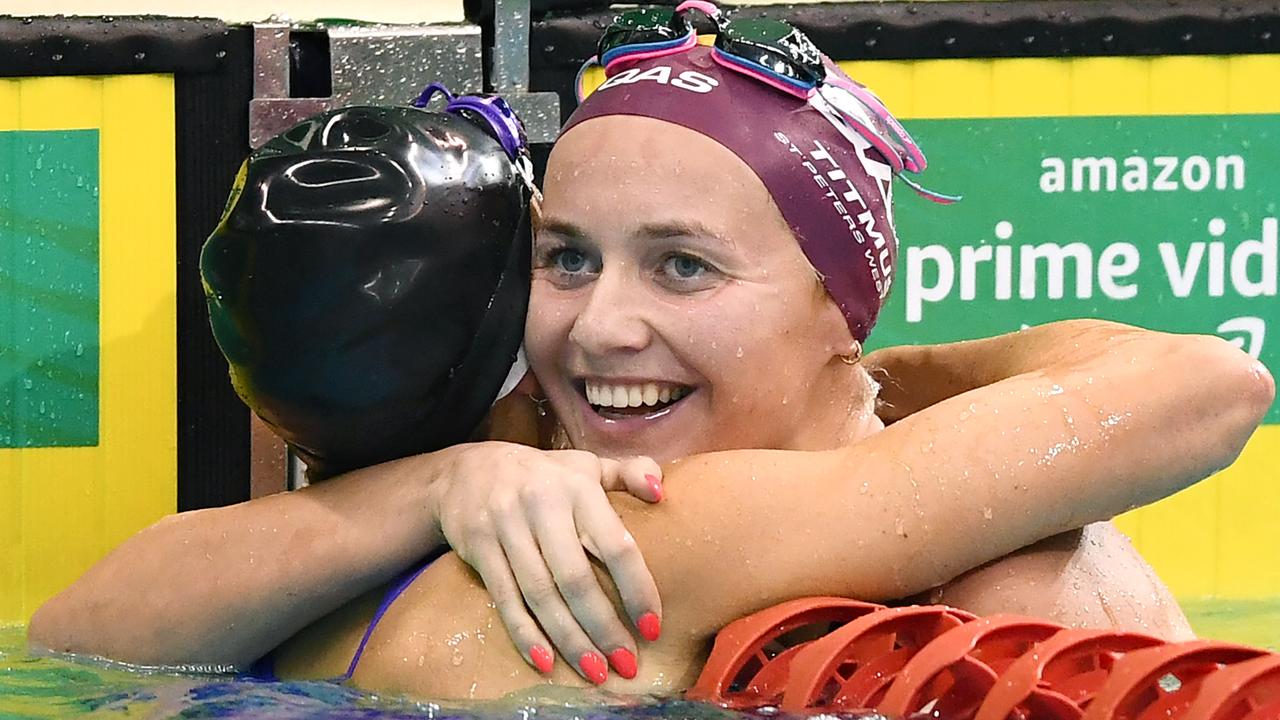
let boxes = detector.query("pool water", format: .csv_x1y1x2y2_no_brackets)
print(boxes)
0,626,882,720
1,601,1276,719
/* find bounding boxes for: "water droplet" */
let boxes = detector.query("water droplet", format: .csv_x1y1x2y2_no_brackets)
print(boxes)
983,507,994,520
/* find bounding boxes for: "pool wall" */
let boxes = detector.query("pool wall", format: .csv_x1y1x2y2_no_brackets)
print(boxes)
2,1,1279,626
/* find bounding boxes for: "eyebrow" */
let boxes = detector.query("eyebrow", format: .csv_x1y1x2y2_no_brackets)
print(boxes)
538,216,731,248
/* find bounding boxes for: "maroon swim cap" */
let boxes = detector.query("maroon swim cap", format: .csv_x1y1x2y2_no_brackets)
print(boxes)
562,45,898,342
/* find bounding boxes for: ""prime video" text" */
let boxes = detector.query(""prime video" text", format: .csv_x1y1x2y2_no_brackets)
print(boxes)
904,218,1277,323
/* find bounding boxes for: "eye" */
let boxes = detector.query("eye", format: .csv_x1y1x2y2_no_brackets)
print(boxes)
665,254,706,279
656,252,721,292
533,241,600,289
555,248,589,274
660,253,711,279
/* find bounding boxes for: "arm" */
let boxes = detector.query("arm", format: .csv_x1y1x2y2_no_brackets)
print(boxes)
648,326,1271,625
866,319,1120,424
28,450,462,668
350,325,1273,697
30,404,662,677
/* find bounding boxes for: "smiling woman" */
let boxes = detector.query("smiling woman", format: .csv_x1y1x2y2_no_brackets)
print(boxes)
528,113,881,462
27,3,1275,706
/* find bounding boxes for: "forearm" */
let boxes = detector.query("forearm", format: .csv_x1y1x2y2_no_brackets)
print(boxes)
28,449,462,668
867,319,1134,423
350,331,1269,697
624,329,1274,637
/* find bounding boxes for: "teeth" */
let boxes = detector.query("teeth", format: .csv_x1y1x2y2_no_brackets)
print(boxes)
586,381,690,409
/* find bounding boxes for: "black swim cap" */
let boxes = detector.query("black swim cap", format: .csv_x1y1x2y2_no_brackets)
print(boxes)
201,105,531,479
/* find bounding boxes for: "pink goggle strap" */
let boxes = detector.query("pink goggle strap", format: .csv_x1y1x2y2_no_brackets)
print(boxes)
602,32,699,76
710,47,814,100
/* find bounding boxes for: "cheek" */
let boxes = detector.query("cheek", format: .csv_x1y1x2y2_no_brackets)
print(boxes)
696,292,833,404
524,286,579,367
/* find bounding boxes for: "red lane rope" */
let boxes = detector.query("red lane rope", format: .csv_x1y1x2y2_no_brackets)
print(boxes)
689,598,1280,719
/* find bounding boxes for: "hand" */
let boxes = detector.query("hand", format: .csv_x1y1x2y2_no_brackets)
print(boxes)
430,442,664,684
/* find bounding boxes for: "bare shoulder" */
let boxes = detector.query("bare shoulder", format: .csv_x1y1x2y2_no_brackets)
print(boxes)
274,588,384,679
346,553,567,698
925,521,1194,641
340,552,697,699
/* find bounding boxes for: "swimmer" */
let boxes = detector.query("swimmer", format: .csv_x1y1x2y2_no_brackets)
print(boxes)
31,5,1273,700
200,95,532,480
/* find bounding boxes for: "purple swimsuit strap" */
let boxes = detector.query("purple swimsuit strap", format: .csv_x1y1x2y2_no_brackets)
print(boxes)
342,555,440,681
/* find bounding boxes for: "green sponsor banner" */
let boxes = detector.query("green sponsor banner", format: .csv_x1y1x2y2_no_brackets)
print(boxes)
875,114,1280,423
0,130,100,447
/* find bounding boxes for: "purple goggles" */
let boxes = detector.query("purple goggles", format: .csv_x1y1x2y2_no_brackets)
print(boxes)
413,83,529,162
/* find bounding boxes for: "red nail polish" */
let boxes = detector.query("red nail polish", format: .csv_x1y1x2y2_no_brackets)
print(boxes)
579,651,608,684
529,645,554,674
637,612,661,642
645,474,663,502
608,648,637,679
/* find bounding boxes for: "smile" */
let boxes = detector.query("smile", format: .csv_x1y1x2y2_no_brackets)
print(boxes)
582,380,694,419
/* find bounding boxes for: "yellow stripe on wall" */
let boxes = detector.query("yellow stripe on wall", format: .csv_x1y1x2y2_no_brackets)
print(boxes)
840,53,1280,600
0,74,176,625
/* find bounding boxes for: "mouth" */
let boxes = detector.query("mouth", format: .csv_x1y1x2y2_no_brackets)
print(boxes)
581,379,695,420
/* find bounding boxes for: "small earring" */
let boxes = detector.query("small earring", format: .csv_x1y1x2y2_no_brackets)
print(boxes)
530,394,549,417
838,341,862,365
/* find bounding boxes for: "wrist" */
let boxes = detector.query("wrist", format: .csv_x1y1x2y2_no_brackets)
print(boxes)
417,441,514,543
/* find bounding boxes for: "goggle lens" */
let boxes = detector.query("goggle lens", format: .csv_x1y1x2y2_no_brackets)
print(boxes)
599,8,690,60
587,5,955,203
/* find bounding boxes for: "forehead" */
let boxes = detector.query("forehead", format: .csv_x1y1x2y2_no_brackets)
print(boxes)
543,115,788,238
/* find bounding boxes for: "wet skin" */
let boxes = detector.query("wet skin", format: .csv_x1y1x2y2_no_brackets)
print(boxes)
272,117,1201,698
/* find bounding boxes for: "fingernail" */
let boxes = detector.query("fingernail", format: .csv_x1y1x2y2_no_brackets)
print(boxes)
637,612,661,642
579,651,608,684
608,648,637,679
529,645,554,674
645,474,663,502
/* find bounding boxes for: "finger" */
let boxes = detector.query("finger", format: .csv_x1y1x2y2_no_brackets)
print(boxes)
495,510,611,685
599,456,663,502
530,495,641,679
468,540,558,675
573,492,663,645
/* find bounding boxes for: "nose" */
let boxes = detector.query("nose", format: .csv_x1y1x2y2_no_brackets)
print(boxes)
568,265,652,356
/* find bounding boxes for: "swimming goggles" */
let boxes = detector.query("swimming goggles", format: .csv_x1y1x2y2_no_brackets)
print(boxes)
413,83,540,201
582,1,958,204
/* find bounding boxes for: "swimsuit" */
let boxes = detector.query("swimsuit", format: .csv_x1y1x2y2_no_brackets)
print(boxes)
245,554,439,682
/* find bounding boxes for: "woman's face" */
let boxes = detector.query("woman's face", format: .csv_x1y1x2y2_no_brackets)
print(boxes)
525,116,862,463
